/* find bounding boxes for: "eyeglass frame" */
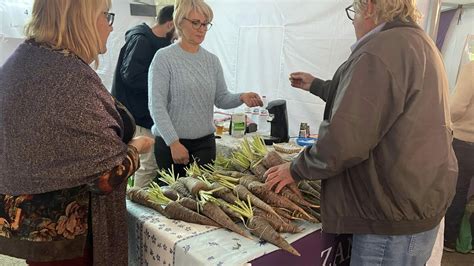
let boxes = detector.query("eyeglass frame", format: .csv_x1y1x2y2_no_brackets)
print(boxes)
183,17,213,31
103,12,115,26
345,5,356,21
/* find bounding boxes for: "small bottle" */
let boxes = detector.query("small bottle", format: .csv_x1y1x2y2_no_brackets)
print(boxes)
251,107,260,128
261,95,268,109
299,123,308,138
258,96,270,135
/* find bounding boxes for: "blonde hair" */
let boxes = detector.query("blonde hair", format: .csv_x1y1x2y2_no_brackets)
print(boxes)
174,0,213,37
24,0,111,66
354,0,422,24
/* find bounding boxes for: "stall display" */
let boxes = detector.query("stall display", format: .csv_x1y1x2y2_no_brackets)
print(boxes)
127,136,321,256
127,135,351,265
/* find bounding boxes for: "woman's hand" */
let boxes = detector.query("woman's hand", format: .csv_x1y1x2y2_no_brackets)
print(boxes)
170,140,189,165
289,72,316,91
264,162,296,193
128,136,155,154
240,92,263,107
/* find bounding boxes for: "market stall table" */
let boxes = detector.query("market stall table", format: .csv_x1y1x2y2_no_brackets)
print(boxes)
127,134,351,265
127,200,351,266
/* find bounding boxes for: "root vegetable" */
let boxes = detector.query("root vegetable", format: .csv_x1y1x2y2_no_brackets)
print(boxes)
279,186,319,209
301,206,321,223
249,162,267,181
233,184,279,218
161,186,179,201
203,201,250,238
253,208,302,233
179,176,210,196
210,182,239,204
216,198,244,222
216,170,246,178
165,201,219,227
298,180,321,199
126,187,166,216
274,208,299,221
248,216,301,256
179,197,250,238
247,182,314,221
307,180,321,192
262,150,286,168
239,175,260,188
170,181,193,198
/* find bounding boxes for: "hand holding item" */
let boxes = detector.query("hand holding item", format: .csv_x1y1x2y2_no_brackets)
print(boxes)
240,92,263,107
289,72,315,91
170,140,190,165
129,136,155,154
264,162,296,193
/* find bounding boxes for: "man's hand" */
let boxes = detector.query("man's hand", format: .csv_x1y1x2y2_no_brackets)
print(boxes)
240,92,263,107
170,141,189,165
264,162,296,193
289,72,316,91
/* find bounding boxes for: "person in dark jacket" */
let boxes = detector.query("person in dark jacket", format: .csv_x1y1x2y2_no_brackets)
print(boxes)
265,0,457,265
112,5,175,188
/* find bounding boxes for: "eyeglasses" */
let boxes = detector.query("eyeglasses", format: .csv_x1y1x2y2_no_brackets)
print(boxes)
103,12,115,26
183,17,212,31
345,5,356,21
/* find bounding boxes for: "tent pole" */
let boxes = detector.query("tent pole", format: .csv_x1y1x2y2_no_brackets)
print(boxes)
425,0,442,41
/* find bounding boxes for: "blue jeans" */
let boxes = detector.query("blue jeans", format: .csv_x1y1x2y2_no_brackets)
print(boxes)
350,225,439,266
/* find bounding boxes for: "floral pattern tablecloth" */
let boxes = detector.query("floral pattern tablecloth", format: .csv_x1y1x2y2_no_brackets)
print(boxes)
127,200,321,266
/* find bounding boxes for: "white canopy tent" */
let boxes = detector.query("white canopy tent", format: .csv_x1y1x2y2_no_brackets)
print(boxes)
0,0,472,135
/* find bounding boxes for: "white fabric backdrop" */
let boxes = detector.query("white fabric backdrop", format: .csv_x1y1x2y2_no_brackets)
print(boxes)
203,0,355,136
441,7,474,89
1,0,447,136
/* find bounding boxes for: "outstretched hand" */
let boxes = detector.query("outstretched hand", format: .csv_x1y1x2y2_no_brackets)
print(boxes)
240,92,263,107
264,162,296,193
289,72,316,91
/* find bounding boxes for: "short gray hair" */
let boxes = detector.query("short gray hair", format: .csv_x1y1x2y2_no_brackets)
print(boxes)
354,0,422,24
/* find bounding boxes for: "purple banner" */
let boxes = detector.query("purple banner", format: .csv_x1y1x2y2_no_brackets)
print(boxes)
436,9,458,50
251,230,352,266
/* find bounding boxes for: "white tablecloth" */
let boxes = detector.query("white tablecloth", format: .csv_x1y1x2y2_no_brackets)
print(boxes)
127,200,321,266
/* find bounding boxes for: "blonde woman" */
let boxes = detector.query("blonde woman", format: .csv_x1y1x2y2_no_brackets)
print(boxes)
268,0,457,264
0,0,153,265
149,0,262,178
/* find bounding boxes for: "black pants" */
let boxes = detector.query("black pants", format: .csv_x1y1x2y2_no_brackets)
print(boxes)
154,134,216,179
444,138,474,247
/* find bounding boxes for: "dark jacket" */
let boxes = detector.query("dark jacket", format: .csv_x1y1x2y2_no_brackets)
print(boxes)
112,23,171,129
290,19,458,235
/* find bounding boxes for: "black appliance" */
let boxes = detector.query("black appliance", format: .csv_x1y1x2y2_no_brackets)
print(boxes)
262,99,289,145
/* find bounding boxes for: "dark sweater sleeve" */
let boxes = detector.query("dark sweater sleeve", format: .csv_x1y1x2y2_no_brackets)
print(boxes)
309,78,333,102
87,145,140,195
120,35,154,94
291,54,403,181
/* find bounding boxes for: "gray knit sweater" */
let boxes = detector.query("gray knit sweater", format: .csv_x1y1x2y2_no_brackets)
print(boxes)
148,43,242,145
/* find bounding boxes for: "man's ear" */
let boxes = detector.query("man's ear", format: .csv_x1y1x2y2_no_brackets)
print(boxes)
365,0,375,19
167,21,174,31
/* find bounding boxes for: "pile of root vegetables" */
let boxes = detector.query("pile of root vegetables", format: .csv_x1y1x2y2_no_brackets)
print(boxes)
127,136,321,256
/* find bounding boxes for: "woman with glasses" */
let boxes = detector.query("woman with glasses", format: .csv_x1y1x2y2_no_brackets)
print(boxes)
0,0,153,265
149,0,263,178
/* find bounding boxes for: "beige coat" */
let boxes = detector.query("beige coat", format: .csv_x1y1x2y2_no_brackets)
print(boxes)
450,61,474,142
